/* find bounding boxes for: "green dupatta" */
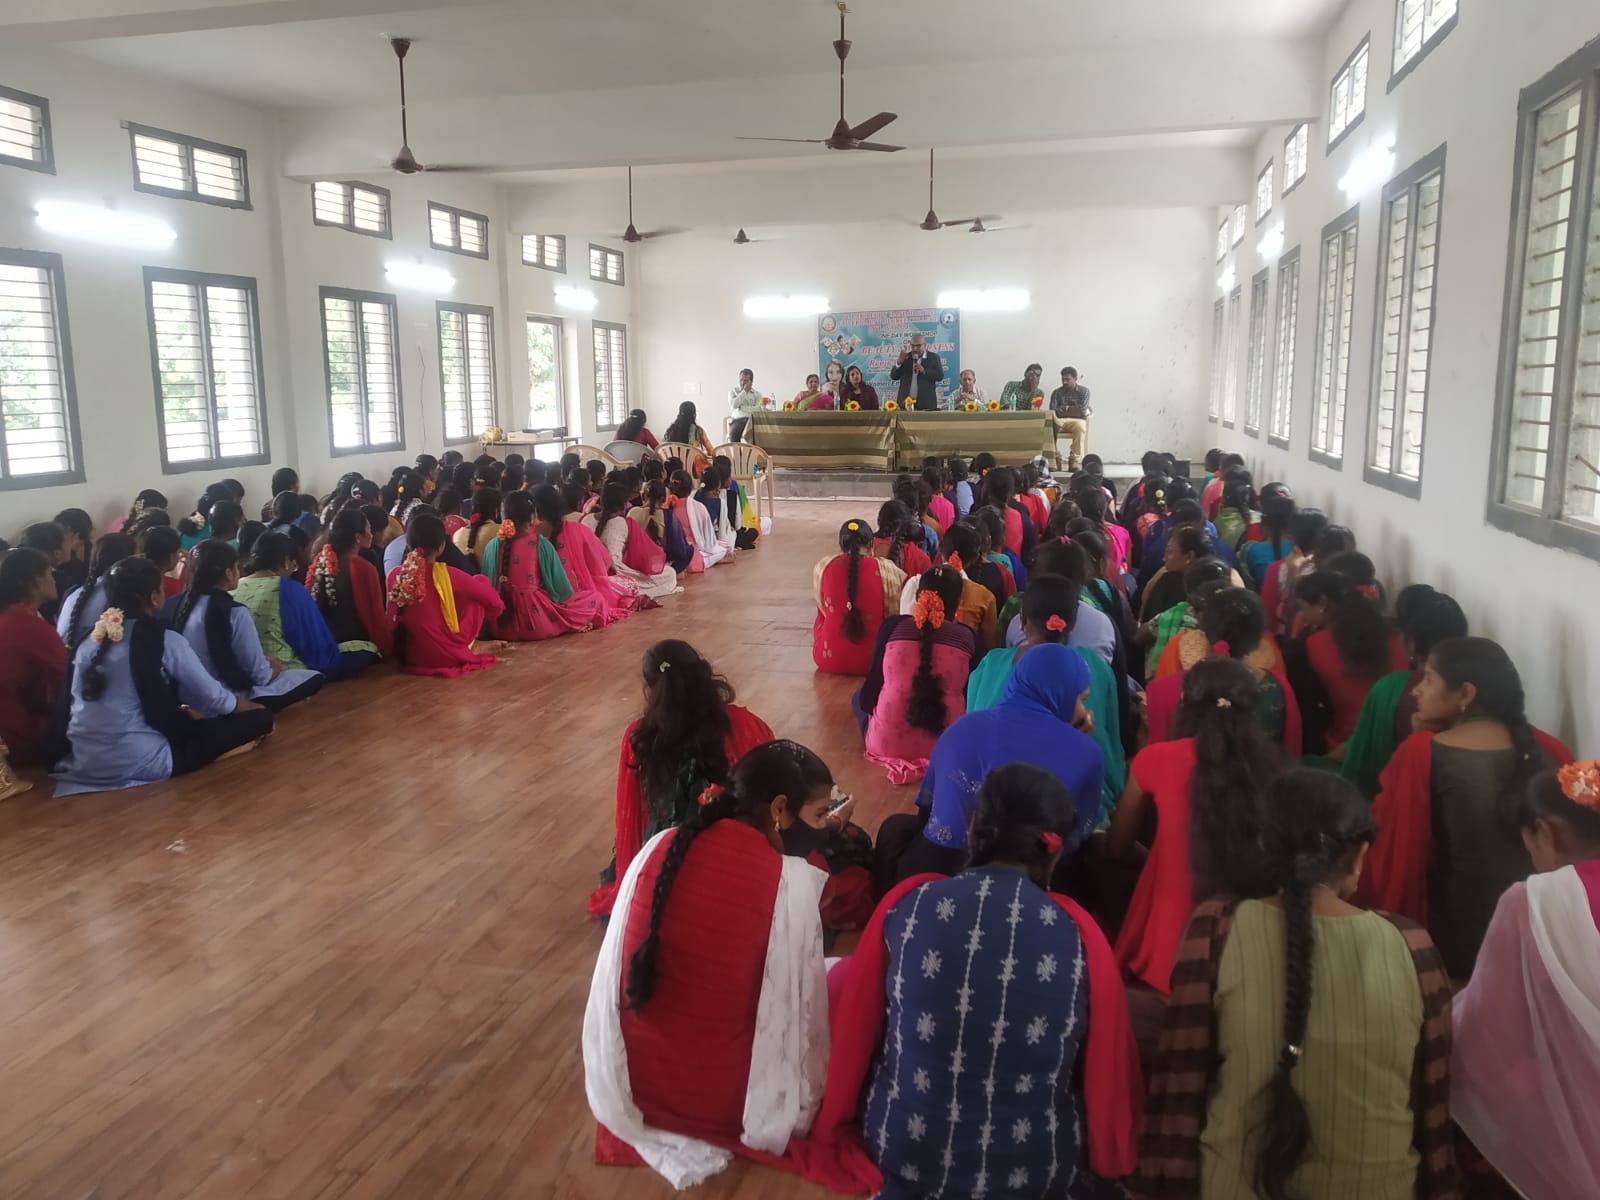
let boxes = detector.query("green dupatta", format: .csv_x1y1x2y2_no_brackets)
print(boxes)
1147,601,1193,676
480,533,575,602
1340,669,1413,800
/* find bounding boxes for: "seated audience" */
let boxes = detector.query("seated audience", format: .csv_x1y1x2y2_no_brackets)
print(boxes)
535,486,652,625
668,471,728,570
109,488,168,534
139,525,187,598
1452,764,1600,1199
233,533,367,681
1140,555,1233,677
18,521,68,623
1136,769,1456,1200
1292,552,1408,753
584,482,679,600
873,500,931,578
56,532,135,653
305,507,394,662
453,486,503,567
0,548,67,768
813,519,900,675
1358,636,1574,977
897,523,998,649
53,559,272,796
50,507,92,602
1261,508,1329,633
387,515,505,677
482,492,599,640
1242,484,1296,591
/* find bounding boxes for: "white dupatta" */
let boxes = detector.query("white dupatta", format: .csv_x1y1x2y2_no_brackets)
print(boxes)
582,829,830,1190
1452,865,1600,1199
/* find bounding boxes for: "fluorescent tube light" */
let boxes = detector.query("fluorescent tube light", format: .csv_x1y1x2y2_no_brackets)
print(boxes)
935,288,1030,312
384,261,455,292
36,201,176,249
554,286,598,311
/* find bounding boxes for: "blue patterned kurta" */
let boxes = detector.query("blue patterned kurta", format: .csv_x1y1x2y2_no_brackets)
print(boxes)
864,867,1118,1200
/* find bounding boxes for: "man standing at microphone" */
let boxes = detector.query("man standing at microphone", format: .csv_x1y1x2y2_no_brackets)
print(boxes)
890,331,944,412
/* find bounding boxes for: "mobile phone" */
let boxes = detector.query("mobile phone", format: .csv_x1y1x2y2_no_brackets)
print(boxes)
827,787,852,816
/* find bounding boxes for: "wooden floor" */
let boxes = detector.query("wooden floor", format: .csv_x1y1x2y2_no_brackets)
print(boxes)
0,500,915,1200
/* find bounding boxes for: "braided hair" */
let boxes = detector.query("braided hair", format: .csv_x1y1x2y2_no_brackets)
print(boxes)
63,533,135,652
836,518,874,642
171,540,254,691
124,489,168,529
875,499,913,569
312,507,370,611
1393,585,1468,665
593,482,631,543
906,566,965,735
531,484,567,551
1252,769,1377,1200
1304,552,1391,675
465,486,502,560
1430,637,1547,828
968,762,1077,890
79,558,165,704
640,480,668,546
626,738,827,1007
629,640,737,817
1200,586,1268,661
497,491,537,605
178,482,232,538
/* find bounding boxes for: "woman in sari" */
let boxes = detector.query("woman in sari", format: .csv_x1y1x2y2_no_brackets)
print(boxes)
693,466,741,556
813,519,901,676
233,533,372,681
1340,585,1468,799
584,740,836,1191
808,763,1143,1198
858,567,974,785
534,486,651,626
1136,770,1457,1200
387,514,505,678
588,640,774,919
481,492,599,641
1108,657,1282,997
967,575,1124,814
1356,636,1574,978
305,507,394,662
584,483,679,600
1452,764,1600,1199
663,400,715,456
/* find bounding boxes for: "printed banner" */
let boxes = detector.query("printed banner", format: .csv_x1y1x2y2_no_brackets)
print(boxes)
818,307,961,407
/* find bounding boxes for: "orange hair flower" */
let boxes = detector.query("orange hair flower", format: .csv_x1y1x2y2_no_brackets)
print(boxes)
1558,761,1600,809
697,783,726,807
912,590,946,631
498,519,517,543
945,551,964,573
1045,614,1067,633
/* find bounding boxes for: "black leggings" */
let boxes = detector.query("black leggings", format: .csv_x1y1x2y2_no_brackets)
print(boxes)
872,809,968,898
255,675,324,714
169,707,275,776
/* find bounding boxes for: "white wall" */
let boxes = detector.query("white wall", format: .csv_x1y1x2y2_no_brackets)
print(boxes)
1204,0,1600,741
629,211,1215,462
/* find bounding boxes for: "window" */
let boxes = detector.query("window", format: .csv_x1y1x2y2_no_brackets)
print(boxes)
1230,205,1247,247
1246,270,1271,435
126,123,249,207
0,250,81,488
320,288,402,454
593,321,628,429
428,203,488,258
437,303,496,443
1208,299,1225,421
145,268,267,471
312,181,391,238
526,316,564,429
1216,222,1229,263
0,84,52,173
1393,0,1458,83
1311,207,1360,465
523,234,566,272
1270,248,1302,449
1284,124,1310,192
1368,146,1445,494
590,243,625,286
1329,38,1371,150
1222,286,1243,427
1490,41,1600,557
1255,162,1275,223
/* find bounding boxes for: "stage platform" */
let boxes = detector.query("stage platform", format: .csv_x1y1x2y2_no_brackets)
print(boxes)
773,464,1145,500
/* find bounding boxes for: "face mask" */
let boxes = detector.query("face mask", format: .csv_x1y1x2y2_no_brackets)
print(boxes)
781,819,830,859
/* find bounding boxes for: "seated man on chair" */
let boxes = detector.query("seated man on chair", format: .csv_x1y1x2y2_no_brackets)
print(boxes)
998,363,1045,411
1051,365,1092,471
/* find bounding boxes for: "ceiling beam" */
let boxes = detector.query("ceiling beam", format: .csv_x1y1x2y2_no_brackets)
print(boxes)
0,0,502,42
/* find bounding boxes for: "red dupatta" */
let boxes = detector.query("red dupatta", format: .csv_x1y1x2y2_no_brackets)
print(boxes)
788,872,1143,1191
1356,727,1575,924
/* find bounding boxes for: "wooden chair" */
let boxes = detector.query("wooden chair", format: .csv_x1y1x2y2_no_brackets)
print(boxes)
655,441,710,478
603,440,653,463
712,442,775,526
568,443,619,467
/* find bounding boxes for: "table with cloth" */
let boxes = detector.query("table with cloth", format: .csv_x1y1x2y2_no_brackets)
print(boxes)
748,410,1060,470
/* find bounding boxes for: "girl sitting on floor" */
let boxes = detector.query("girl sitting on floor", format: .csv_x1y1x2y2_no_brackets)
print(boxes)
56,532,135,653
454,486,502,567
694,465,741,556
0,548,67,770
139,525,187,599
670,470,729,569
963,510,1015,604
233,533,370,681
53,558,273,796
1136,770,1457,1200
588,639,774,919
169,542,324,712
534,486,651,627
873,500,931,578
813,519,902,676
585,483,679,600
856,566,975,785
895,522,999,650
388,515,506,678
482,491,599,641
811,762,1143,1198
1242,484,1296,591
305,507,394,663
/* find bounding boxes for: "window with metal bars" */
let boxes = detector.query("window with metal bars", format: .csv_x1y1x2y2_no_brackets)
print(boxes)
590,244,625,286
1216,222,1229,263
1392,0,1458,84
145,268,267,471
1222,286,1243,428
126,122,248,208
312,181,391,238
428,203,489,258
523,235,566,273
0,250,81,488
1208,299,1225,421
1246,270,1270,436
320,287,403,455
1329,38,1371,151
1270,248,1302,449
1312,207,1360,465
527,316,564,429
0,84,52,174
1367,146,1445,495
1230,205,1247,248
1490,42,1600,559
438,302,496,443
1284,124,1310,193
1256,163,1275,224
593,321,628,430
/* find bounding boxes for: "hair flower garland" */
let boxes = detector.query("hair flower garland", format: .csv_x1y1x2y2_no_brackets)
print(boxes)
1045,614,1068,633
945,551,964,574
90,608,126,645
498,519,518,544
697,783,725,807
391,549,427,610
912,590,946,631
1558,761,1600,809
311,543,340,607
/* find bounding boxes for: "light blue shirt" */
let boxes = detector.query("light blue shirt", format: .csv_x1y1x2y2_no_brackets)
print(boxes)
1005,599,1116,666
175,595,323,701
55,581,107,649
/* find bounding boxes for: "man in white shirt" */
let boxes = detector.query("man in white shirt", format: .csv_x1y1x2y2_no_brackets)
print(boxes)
949,369,987,411
728,368,762,442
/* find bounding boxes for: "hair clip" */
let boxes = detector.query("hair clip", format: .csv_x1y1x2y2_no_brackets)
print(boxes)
1215,696,1233,709
1284,1043,1303,1060
1212,639,1232,657
1038,831,1063,856
658,660,671,673
846,520,861,532
1558,761,1600,810
697,783,725,807
1045,614,1068,633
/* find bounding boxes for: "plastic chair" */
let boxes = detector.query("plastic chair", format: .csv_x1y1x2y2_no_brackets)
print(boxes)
655,441,710,478
569,444,619,467
604,440,653,463
711,442,775,526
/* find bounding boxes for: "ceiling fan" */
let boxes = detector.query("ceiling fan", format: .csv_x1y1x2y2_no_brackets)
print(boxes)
383,37,502,174
739,2,903,154
917,148,991,231
620,167,675,243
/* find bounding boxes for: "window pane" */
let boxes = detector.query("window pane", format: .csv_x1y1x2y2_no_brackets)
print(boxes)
1400,173,1441,481
1246,274,1269,432
1256,165,1274,221
527,318,561,427
351,187,387,233
205,285,261,459
313,181,347,225
323,297,365,450
439,307,468,441
134,133,187,190
465,311,495,435
0,93,47,164
0,261,72,477
1230,206,1246,246
192,146,245,201
1373,191,1412,474
1425,0,1458,40
1561,112,1600,528
1351,45,1369,113
1209,300,1225,420
360,301,400,447
593,323,627,427
430,206,455,248
1331,228,1358,459
149,280,212,463
1272,257,1300,443
1223,288,1242,424
1314,224,1358,457
1506,90,1582,511
1398,0,1426,65
459,215,486,255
